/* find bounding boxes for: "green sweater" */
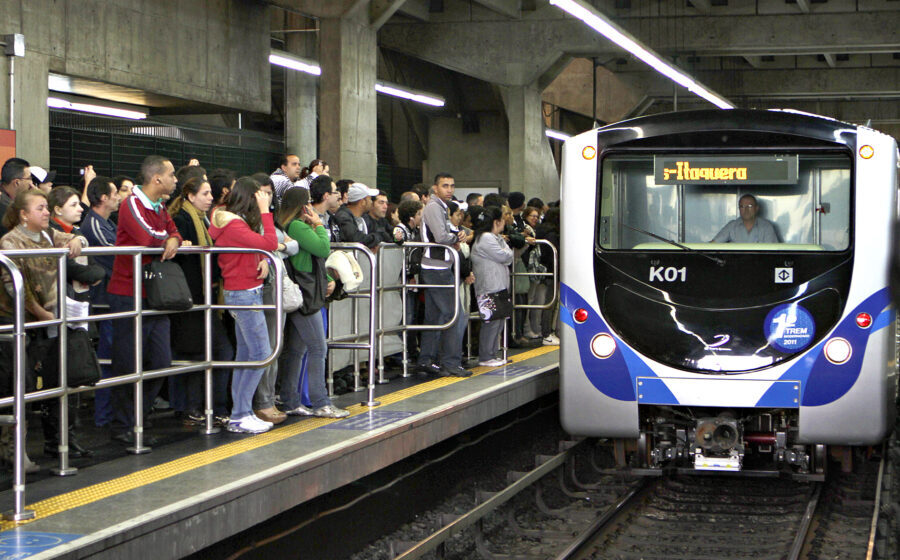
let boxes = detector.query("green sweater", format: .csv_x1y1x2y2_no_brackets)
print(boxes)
287,219,330,273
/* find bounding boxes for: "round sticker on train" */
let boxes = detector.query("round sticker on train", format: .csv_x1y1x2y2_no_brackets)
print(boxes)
764,304,815,352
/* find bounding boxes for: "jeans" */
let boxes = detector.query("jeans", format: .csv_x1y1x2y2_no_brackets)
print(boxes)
418,268,465,369
254,282,282,410
225,288,270,421
108,293,170,434
280,310,330,410
478,318,506,362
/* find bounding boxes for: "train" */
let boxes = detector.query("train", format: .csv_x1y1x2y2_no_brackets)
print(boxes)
559,109,899,474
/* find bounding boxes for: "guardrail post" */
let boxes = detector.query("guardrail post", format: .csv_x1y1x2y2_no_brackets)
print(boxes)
361,246,380,407
0,255,35,522
400,247,411,378
376,248,386,385
128,253,150,455
51,253,76,476
200,251,220,435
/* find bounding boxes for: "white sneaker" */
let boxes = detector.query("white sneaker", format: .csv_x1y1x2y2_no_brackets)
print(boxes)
478,358,507,367
542,334,560,346
251,414,274,428
226,415,270,434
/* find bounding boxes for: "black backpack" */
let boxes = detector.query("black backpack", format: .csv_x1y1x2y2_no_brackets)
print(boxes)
143,259,194,311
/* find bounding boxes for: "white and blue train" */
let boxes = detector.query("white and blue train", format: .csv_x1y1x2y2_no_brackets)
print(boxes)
559,109,899,474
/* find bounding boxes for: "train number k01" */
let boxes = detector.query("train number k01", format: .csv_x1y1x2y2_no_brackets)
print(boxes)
649,266,686,282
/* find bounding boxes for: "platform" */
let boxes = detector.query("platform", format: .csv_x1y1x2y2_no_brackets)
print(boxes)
0,347,559,559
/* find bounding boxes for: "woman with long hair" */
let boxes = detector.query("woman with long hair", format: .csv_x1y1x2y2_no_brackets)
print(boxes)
168,178,234,426
278,187,348,418
0,190,90,469
470,206,513,367
209,177,278,434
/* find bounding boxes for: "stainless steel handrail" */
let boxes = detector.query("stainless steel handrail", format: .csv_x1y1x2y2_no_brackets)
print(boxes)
0,245,282,519
0,253,35,522
375,242,461,378
327,242,380,407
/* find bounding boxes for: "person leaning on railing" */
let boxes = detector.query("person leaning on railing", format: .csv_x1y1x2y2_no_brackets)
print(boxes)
105,155,183,446
278,187,349,419
209,177,279,434
168,177,233,427
0,190,88,471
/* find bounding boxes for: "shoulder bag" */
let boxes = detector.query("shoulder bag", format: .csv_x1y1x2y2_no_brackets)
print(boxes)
286,255,328,315
476,288,512,322
143,259,194,311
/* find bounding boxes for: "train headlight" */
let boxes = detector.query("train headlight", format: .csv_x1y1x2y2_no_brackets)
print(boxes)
859,145,874,159
590,333,616,359
574,308,589,323
824,337,852,365
855,312,872,329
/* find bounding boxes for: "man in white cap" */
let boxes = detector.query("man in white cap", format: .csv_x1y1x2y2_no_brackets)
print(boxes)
332,182,393,249
30,166,56,194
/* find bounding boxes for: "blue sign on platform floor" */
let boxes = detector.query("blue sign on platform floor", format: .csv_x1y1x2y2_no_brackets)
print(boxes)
321,410,417,431
0,531,82,558
483,365,538,377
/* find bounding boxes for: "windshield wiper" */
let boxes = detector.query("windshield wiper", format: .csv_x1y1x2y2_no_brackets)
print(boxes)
623,223,725,266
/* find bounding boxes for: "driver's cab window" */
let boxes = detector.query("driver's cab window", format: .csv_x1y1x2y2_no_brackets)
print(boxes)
598,153,850,251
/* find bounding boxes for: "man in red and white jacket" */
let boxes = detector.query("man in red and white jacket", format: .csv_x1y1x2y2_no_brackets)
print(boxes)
107,155,183,447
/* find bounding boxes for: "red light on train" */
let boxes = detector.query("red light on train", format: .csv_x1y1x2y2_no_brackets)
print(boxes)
855,313,872,329
574,308,589,323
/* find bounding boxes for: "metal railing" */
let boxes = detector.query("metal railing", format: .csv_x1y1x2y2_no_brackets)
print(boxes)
374,242,462,378
0,236,557,523
0,245,283,521
510,239,559,340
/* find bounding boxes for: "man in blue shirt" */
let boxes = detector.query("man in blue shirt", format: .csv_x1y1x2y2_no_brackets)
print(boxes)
712,194,779,243
81,176,120,427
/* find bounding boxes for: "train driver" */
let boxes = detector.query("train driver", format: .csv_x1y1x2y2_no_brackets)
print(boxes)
712,194,779,243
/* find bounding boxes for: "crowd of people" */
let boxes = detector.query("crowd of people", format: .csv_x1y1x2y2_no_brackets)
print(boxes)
0,153,560,472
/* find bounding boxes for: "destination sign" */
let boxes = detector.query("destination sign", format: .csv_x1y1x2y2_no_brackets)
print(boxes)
654,155,798,185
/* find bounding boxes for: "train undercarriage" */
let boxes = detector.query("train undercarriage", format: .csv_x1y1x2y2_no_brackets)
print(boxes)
615,406,828,478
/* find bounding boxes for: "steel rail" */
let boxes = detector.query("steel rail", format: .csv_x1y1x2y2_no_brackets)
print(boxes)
395,439,585,559
553,478,651,560
787,482,823,560
866,448,887,560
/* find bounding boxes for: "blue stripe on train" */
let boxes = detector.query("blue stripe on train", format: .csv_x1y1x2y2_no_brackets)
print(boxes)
563,282,892,408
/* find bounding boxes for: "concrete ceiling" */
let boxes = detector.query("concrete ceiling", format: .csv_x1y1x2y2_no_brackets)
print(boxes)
365,0,900,128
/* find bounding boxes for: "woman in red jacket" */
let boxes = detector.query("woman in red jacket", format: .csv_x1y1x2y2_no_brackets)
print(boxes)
209,177,278,434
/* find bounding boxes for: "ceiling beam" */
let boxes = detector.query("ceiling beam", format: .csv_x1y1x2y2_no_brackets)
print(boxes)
471,0,521,19
370,0,408,28
397,0,429,20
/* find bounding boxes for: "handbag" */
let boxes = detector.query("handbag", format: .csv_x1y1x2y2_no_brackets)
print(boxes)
143,259,193,311
287,255,328,315
36,329,101,388
476,289,513,322
277,262,303,314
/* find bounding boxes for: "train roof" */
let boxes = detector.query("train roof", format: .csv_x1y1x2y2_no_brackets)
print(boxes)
592,109,871,150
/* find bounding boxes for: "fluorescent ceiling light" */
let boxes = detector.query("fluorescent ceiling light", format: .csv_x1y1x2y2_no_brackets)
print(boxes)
375,81,445,107
548,0,734,110
269,50,321,76
47,96,147,120
545,128,571,141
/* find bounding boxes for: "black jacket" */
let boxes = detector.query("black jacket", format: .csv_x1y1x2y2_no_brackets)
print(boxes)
333,206,392,249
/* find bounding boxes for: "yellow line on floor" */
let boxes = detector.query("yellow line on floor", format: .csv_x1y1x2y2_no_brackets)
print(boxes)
1,346,558,530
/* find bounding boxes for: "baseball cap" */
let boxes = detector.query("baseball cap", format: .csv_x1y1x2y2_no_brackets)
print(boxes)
30,166,56,184
347,182,379,203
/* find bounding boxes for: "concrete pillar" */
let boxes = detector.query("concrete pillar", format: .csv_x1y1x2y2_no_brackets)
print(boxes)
502,84,559,202
0,51,49,166
283,18,318,165
319,13,377,187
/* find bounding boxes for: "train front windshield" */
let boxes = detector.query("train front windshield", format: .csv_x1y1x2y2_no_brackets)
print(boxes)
598,153,851,252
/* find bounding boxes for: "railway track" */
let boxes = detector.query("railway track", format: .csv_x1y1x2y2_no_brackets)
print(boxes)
381,443,889,560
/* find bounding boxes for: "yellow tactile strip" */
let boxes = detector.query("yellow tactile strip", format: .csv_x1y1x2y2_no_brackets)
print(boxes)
1,346,558,530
